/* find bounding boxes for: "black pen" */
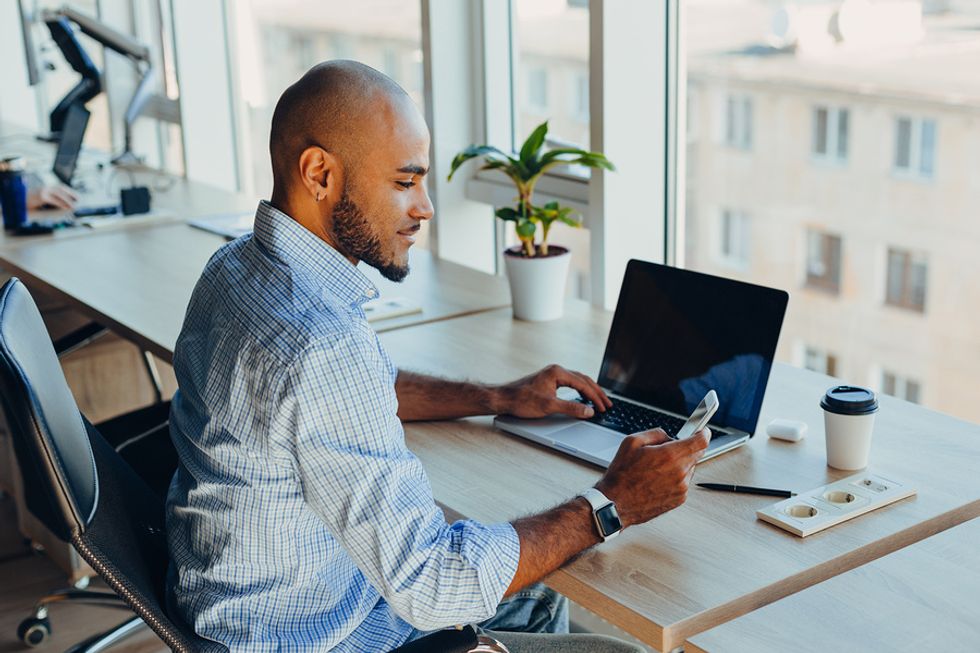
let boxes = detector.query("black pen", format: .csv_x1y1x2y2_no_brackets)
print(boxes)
697,483,796,498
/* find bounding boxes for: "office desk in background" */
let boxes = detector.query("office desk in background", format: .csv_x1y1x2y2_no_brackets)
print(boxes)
686,517,980,652
0,221,510,362
378,303,980,652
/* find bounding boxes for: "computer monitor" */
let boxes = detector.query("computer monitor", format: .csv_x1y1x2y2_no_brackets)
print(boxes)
52,103,90,186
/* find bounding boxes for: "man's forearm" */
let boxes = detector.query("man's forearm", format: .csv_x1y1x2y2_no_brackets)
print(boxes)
395,370,500,421
505,498,600,596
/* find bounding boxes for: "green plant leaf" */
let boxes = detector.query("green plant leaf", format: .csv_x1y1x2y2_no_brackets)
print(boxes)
447,145,517,181
544,200,560,211
538,148,616,173
515,219,537,239
495,206,521,222
557,212,582,228
518,121,550,168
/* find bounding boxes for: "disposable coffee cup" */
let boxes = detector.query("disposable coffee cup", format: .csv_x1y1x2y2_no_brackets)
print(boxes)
821,386,879,470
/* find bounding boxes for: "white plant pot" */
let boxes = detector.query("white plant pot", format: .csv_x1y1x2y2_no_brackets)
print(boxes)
503,246,571,321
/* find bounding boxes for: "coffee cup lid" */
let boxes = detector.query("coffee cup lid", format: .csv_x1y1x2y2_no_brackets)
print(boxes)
820,385,878,415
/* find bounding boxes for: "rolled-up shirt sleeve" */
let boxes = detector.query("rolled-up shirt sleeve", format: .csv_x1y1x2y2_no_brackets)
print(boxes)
279,329,520,631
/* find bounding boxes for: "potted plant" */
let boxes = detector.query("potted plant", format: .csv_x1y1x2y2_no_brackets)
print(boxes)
447,121,614,321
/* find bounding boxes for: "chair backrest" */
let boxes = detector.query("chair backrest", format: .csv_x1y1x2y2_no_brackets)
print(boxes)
0,278,208,652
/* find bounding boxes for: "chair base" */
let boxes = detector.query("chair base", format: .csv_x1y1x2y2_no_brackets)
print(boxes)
64,616,146,653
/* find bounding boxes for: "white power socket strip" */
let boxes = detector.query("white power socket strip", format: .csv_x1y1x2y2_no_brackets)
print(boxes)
756,471,916,537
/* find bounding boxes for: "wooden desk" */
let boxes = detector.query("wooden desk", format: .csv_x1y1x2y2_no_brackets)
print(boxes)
377,302,980,652
686,517,980,652
0,221,510,362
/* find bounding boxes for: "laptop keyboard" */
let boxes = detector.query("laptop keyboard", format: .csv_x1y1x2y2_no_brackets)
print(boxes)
582,399,689,438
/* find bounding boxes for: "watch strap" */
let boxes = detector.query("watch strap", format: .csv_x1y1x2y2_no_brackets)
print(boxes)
579,487,613,513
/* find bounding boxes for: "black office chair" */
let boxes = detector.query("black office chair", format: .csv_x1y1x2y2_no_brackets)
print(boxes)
0,278,506,653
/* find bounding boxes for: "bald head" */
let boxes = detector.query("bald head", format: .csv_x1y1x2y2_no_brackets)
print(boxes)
269,60,413,197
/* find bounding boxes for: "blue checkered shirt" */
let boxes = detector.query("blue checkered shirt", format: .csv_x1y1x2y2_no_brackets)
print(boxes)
166,201,520,652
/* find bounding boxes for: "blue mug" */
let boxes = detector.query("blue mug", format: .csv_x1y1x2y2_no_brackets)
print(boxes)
0,157,28,230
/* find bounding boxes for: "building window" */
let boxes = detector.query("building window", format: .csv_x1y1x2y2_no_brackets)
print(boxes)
805,230,842,293
724,94,753,150
894,117,936,178
528,67,549,113
804,346,838,376
886,248,928,312
513,0,589,150
717,208,749,267
882,371,921,403
571,72,589,122
812,106,849,163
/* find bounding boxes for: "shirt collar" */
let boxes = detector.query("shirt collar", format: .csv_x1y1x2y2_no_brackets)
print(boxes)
253,200,379,308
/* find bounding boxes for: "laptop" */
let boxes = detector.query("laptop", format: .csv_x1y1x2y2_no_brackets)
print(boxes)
52,102,90,187
494,260,789,466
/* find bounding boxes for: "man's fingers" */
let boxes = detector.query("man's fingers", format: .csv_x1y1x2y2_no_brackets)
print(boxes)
572,371,611,409
630,427,672,446
551,399,594,419
552,368,606,411
676,429,711,459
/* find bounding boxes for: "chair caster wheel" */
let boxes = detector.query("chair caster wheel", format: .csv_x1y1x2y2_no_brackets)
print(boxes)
17,617,51,647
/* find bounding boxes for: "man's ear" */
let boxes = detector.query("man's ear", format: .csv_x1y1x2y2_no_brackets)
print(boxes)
298,146,344,204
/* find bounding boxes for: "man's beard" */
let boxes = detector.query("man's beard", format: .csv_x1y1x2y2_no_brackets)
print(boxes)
331,189,409,282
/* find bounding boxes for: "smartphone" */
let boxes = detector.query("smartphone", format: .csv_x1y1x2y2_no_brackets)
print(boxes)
674,390,719,440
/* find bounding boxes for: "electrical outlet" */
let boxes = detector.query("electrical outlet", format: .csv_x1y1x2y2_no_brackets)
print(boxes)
756,471,915,537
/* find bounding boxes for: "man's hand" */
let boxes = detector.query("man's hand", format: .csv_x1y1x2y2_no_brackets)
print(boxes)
27,185,79,211
595,427,710,528
494,364,612,420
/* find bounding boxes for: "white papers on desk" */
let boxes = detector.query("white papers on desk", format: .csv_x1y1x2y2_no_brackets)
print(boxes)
363,297,422,323
77,211,172,228
187,212,254,240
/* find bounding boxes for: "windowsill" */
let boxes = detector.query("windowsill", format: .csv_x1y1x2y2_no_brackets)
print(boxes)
466,170,590,216
883,301,926,314
890,169,935,183
810,155,848,167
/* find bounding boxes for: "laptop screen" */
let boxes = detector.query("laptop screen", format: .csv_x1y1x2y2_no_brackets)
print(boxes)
53,102,90,186
598,260,788,435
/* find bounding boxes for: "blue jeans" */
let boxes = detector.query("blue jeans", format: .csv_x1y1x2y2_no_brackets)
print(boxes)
408,584,643,653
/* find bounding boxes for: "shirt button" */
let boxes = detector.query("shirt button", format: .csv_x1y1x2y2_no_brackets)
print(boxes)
365,288,377,299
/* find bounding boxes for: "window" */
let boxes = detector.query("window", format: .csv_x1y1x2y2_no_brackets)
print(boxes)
680,1,980,425
812,106,849,163
571,72,589,123
881,371,921,404
717,209,749,267
885,249,928,312
805,231,842,293
510,0,591,299
894,117,936,178
230,0,425,239
724,94,753,150
527,67,549,113
803,346,838,376
513,0,589,150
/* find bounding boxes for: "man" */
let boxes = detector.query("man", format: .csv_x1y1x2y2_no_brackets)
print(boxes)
166,61,708,653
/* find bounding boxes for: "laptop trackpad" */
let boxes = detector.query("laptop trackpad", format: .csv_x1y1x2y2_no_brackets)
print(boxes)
556,423,623,459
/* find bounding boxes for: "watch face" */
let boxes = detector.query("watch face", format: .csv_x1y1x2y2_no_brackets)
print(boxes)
596,503,623,536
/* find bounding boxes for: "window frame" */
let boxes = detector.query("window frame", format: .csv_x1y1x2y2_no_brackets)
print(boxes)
885,247,928,312
892,115,937,180
811,105,849,165
804,229,843,294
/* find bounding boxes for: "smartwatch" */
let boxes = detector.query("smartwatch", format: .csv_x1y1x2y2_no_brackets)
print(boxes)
578,488,623,542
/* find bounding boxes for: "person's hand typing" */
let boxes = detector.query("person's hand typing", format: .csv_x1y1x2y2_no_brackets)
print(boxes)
595,427,710,528
494,364,612,419
27,184,79,211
